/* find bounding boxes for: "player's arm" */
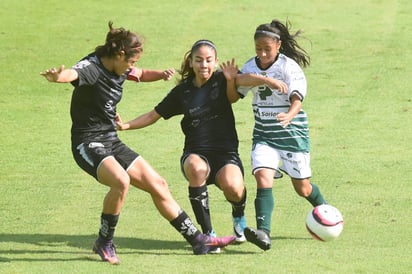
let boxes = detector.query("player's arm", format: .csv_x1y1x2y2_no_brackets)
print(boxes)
276,94,302,128
236,73,288,93
116,109,161,130
127,67,175,82
40,65,78,83
220,58,240,103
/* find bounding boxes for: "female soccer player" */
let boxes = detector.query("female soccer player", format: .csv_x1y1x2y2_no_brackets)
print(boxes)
116,40,250,249
40,22,235,264
236,19,328,251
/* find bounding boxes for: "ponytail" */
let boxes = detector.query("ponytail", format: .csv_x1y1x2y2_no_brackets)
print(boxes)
255,19,310,67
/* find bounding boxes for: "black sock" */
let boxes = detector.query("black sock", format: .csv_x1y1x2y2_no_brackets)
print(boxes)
170,210,201,246
188,185,212,234
99,213,119,242
229,188,247,218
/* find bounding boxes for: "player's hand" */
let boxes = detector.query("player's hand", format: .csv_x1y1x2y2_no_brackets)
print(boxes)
40,65,65,82
266,78,288,94
220,58,238,81
115,113,126,130
276,112,292,128
162,68,175,81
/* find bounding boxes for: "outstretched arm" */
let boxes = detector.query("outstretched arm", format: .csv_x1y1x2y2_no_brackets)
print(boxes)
127,67,175,82
116,109,162,130
220,58,240,103
40,65,78,83
236,73,288,93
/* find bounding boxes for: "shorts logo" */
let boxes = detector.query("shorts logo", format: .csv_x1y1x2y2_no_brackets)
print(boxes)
77,143,94,167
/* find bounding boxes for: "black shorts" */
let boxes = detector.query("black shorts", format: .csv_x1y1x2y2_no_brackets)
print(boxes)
71,133,139,180
180,150,244,186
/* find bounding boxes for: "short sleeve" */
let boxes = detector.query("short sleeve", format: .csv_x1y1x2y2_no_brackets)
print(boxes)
72,59,100,87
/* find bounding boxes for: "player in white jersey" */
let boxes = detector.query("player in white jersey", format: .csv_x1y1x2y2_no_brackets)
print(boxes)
236,19,328,251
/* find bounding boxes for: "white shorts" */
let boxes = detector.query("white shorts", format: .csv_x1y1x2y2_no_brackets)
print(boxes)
251,143,312,179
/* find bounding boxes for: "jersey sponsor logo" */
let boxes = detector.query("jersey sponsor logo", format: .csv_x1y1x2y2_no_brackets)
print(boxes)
255,109,278,120
189,106,200,114
189,106,212,119
260,111,278,117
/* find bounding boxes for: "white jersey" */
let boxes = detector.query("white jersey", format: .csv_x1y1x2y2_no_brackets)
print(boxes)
238,53,310,152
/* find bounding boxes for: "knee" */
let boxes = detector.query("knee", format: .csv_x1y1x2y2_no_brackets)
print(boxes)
292,179,312,198
296,188,311,198
157,177,169,189
254,169,275,188
151,176,171,196
184,156,208,181
222,183,245,202
112,175,131,196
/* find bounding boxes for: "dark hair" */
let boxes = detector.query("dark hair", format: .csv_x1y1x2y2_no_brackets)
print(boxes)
255,19,310,67
178,39,217,83
95,21,143,59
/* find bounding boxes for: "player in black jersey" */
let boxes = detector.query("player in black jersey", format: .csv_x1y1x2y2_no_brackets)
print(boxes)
116,40,249,249
41,23,235,264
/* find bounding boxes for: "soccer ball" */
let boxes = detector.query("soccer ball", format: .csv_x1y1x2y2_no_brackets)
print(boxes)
306,204,343,241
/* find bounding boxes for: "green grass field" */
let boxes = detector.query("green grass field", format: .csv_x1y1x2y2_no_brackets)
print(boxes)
1,0,411,273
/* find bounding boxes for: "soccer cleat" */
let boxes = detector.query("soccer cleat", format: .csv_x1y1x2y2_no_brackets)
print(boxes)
192,234,236,255
208,230,221,254
93,238,121,265
233,216,247,243
244,227,271,251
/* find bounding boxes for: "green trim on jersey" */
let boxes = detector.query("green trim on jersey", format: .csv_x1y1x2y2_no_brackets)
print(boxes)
252,106,310,153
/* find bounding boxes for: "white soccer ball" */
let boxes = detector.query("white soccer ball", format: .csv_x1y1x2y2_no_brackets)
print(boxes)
306,204,343,241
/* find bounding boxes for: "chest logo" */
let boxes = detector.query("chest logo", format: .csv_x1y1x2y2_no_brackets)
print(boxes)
257,86,273,100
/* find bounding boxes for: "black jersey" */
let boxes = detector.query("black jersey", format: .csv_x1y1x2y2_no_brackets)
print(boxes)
70,53,128,140
155,71,239,153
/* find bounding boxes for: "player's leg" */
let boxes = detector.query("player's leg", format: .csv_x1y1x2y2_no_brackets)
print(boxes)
93,156,131,264
253,168,275,234
291,178,327,206
181,153,214,234
127,156,235,254
244,144,278,251
243,168,274,250
282,151,327,206
215,163,247,243
72,140,129,264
